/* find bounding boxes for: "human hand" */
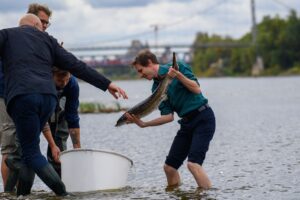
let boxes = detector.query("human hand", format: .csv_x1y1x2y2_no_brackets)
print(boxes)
108,83,128,99
125,113,146,128
168,67,180,78
51,145,61,163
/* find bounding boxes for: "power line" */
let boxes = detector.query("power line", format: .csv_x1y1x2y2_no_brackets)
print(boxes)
159,0,227,31
71,30,153,47
73,0,227,47
271,0,293,11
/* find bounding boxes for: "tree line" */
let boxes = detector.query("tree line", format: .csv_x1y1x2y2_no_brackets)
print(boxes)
192,10,300,77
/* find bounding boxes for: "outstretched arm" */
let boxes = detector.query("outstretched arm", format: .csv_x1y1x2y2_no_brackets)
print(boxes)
52,38,128,100
125,113,174,128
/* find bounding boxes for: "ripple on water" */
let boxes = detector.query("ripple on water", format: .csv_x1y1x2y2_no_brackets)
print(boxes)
2,77,300,199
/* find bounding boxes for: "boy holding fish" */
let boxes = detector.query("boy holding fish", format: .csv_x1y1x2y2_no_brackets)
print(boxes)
125,50,215,190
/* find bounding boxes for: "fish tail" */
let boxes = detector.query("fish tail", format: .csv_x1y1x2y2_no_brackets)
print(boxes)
172,52,179,70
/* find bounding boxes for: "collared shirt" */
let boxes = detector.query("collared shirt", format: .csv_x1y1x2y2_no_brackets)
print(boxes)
0,25,111,106
151,61,208,117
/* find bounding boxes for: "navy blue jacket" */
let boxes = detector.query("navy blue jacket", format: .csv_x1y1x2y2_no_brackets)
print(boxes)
60,76,80,129
0,60,4,98
0,25,111,106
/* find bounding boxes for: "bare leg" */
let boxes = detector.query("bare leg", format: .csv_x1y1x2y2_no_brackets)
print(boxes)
163,164,181,186
187,161,211,189
1,154,9,188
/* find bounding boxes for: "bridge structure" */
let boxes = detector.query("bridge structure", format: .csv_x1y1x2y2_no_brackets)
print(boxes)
68,42,251,67
68,42,250,52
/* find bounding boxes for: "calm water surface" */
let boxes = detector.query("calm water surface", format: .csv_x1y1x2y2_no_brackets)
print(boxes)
1,77,300,199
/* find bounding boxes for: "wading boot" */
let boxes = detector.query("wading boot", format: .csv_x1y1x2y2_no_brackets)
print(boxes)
17,165,35,196
35,163,68,196
4,169,19,192
4,154,22,192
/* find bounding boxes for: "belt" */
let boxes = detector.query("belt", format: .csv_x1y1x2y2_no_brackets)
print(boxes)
182,104,210,121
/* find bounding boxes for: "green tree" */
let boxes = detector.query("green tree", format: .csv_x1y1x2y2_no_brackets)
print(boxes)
191,10,300,76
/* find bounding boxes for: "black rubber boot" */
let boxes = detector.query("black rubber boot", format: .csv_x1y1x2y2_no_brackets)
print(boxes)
47,147,62,177
35,164,68,196
4,154,22,192
4,169,19,192
17,165,35,196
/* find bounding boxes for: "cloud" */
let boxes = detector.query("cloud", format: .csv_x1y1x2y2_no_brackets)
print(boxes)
0,0,67,12
0,0,299,49
85,0,196,8
86,0,154,8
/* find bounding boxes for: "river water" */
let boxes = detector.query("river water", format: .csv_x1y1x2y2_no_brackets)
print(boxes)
0,76,300,199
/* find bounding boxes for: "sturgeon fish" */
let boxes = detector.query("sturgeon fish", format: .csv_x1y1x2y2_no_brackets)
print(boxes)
115,52,179,127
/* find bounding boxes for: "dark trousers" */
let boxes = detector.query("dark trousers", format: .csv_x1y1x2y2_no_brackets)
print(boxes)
8,94,56,171
165,107,215,169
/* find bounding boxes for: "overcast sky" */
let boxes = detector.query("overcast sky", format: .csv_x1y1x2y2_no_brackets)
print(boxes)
0,0,298,48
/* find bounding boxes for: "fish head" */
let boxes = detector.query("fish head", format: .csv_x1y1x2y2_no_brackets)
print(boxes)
115,114,128,127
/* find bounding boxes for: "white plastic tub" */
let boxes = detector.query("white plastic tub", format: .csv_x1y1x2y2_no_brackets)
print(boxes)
60,149,133,192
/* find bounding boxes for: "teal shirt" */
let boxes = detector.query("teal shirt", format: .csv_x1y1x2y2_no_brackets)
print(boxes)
151,61,208,118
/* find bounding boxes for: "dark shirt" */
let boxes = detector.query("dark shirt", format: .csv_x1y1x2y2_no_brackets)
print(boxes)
59,76,80,129
152,61,208,117
0,60,4,98
0,25,111,106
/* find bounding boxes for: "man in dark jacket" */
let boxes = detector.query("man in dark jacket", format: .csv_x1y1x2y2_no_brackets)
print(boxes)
46,67,81,177
0,3,57,192
0,14,127,196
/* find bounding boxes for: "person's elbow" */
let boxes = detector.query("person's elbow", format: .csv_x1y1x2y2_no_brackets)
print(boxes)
190,85,201,94
164,114,174,123
194,87,202,94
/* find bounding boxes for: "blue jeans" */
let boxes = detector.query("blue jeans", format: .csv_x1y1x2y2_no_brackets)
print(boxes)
7,94,56,171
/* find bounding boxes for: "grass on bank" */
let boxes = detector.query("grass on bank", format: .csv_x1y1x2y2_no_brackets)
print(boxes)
79,102,127,113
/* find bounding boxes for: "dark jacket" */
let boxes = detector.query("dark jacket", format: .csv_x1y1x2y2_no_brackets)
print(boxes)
58,76,80,129
0,60,4,98
0,25,111,106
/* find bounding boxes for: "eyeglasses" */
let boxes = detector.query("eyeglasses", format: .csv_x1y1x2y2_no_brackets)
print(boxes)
40,19,51,27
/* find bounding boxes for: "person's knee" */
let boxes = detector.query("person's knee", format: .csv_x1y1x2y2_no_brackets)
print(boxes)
187,161,211,189
163,164,177,175
187,161,199,172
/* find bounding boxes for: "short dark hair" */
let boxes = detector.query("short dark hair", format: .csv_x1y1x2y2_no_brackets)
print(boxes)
52,67,70,77
27,3,52,17
131,50,159,67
